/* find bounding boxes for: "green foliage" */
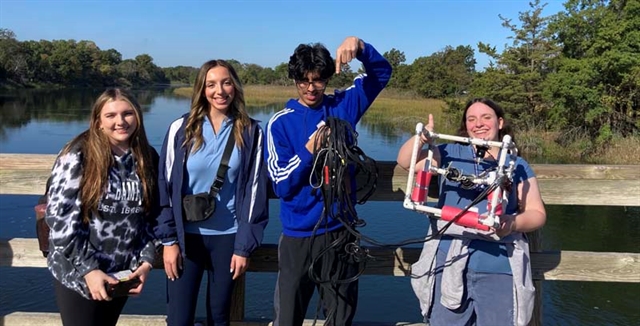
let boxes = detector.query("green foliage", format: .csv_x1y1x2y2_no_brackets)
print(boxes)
0,28,24,83
408,45,476,98
469,0,638,143
272,63,290,86
383,48,406,68
383,48,407,88
471,0,556,130
163,66,198,85
544,0,640,140
330,63,357,88
0,31,168,88
442,98,465,132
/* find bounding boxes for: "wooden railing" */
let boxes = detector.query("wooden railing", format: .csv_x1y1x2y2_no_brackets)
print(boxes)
1,153,639,325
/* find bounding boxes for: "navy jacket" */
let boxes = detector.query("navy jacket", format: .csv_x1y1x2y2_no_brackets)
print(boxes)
155,114,269,257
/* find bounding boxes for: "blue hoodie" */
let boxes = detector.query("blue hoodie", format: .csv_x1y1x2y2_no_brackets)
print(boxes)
154,115,269,257
265,41,391,237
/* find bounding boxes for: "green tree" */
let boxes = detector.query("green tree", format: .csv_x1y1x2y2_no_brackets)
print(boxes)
0,29,29,85
238,63,260,85
392,64,412,90
257,67,276,85
135,54,168,85
383,48,407,89
273,62,290,86
163,65,198,85
383,48,406,68
544,0,640,141
471,0,557,129
408,45,476,98
226,59,244,80
409,55,446,98
442,45,476,96
98,48,123,85
330,63,356,88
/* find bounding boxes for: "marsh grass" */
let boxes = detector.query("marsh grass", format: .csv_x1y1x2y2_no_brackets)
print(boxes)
173,87,192,98
174,85,297,107
591,136,640,164
363,96,454,135
243,85,298,106
172,86,640,164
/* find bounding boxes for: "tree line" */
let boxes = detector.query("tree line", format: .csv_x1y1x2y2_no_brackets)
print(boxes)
0,0,637,142
0,27,360,90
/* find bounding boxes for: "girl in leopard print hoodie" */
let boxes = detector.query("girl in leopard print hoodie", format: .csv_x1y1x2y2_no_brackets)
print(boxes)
45,88,159,326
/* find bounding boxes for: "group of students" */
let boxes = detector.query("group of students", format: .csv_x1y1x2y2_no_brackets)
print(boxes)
44,35,546,326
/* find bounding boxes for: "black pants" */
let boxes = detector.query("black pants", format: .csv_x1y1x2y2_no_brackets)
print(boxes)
53,278,128,326
166,233,236,326
274,228,359,326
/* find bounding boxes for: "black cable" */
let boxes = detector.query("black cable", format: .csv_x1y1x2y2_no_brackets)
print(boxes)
306,117,375,324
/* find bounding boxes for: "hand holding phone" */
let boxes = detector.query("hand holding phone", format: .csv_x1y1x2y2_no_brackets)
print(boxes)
106,270,141,297
107,278,141,297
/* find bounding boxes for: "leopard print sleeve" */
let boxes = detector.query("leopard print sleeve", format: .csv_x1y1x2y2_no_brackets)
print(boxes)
45,150,100,285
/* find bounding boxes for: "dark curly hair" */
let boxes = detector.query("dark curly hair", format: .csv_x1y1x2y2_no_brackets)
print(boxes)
288,43,335,81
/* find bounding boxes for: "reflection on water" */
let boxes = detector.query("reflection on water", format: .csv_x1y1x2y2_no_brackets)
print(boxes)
0,88,179,139
0,89,638,325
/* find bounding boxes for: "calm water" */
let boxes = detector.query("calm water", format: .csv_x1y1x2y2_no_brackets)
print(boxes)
0,89,638,325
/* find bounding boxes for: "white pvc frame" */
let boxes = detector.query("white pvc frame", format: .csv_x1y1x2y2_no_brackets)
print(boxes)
402,123,518,229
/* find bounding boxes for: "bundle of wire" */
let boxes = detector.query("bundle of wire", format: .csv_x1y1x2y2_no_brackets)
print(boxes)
306,116,377,324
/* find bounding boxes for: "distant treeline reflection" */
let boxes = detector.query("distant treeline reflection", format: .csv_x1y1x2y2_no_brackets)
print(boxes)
0,89,404,145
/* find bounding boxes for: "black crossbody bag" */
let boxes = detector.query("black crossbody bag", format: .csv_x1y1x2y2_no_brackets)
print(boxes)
182,128,236,222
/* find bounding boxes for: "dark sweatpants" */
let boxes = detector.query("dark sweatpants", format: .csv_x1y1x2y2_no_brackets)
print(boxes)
166,232,236,326
273,228,359,326
53,278,128,326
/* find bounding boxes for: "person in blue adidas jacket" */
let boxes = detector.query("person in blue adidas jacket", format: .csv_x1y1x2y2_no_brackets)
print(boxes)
155,59,269,326
265,36,392,326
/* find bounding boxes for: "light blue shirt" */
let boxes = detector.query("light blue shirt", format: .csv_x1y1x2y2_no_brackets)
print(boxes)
437,143,535,274
182,116,240,235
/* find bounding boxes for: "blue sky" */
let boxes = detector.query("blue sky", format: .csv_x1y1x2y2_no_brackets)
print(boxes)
0,0,566,70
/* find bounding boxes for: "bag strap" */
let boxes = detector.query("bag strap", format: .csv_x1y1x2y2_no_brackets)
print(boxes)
209,125,236,197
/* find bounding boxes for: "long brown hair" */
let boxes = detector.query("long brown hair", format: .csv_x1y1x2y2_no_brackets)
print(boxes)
183,59,251,152
61,88,156,222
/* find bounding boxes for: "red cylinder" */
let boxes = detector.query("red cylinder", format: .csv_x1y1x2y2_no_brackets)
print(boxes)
411,170,432,203
441,206,490,231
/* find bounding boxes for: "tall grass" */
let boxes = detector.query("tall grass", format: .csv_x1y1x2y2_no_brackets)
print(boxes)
172,86,640,164
363,97,452,134
592,136,640,164
174,85,297,106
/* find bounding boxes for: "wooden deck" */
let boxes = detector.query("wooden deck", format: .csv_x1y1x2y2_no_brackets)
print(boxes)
1,153,639,325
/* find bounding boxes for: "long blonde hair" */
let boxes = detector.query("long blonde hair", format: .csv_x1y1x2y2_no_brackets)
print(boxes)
183,59,251,152
62,88,156,223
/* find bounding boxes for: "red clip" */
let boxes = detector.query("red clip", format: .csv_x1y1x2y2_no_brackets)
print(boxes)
324,166,330,185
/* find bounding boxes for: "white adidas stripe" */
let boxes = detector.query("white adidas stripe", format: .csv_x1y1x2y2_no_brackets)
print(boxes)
266,109,302,184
